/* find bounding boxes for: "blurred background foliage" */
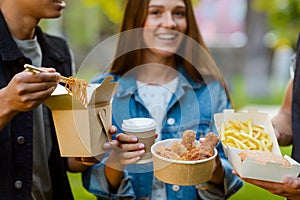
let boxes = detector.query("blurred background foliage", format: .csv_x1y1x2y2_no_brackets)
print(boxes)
40,0,300,53
253,0,300,49
39,0,300,120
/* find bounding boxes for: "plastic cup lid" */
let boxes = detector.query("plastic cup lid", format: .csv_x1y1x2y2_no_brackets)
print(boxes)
122,118,157,132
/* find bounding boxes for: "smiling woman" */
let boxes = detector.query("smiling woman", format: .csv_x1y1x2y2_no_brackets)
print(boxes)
142,0,187,58
81,0,243,199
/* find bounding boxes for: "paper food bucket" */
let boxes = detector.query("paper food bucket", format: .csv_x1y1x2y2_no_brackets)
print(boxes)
45,76,118,157
214,109,300,182
151,139,217,186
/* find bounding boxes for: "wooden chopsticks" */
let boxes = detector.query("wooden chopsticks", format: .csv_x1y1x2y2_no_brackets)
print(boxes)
24,64,71,83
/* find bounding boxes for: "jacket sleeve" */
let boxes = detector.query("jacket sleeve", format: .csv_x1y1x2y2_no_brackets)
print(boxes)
82,157,136,200
197,81,243,199
197,143,243,199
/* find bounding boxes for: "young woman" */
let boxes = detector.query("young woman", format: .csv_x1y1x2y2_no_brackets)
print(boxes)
83,0,243,199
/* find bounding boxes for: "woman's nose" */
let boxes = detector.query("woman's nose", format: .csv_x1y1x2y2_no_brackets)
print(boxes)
162,12,177,28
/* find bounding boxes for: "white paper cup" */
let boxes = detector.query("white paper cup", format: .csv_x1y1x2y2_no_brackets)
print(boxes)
122,118,156,164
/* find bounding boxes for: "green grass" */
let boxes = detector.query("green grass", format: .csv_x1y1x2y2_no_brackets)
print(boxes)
68,172,286,200
230,75,286,109
68,172,96,200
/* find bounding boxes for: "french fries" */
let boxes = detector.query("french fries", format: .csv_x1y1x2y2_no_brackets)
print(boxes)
220,119,273,152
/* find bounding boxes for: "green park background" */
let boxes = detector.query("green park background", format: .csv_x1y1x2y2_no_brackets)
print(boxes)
40,0,300,199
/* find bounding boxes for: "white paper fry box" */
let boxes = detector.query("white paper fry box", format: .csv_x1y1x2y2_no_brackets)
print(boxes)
45,76,118,157
228,147,300,182
214,109,300,182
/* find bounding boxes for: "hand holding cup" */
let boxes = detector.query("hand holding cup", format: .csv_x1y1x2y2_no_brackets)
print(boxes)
122,118,157,164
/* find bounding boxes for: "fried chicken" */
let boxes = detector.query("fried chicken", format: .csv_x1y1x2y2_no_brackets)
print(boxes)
171,141,187,157
182,132,219,160
181,130,196,149
155,146,180,160
155,131,220,161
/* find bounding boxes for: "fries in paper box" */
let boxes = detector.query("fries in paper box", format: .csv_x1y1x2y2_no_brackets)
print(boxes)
220,117,273,152
45,76,118,157
214,109,300,182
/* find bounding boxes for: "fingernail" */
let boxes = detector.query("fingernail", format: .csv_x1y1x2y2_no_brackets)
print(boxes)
139,150,145,154
139,143,145,148
136,156,141,161
131,137,138,142
103,142,111,149
111,126,117,132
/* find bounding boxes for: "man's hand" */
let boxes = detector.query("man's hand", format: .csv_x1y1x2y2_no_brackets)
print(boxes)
4,68,60,111
233,170,300,200
0,68,60,130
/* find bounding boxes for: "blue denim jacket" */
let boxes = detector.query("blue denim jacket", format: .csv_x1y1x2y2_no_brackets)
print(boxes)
83,67,243,199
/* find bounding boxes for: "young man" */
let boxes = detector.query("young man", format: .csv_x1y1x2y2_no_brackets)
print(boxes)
238,33,300,200
0,0,111,199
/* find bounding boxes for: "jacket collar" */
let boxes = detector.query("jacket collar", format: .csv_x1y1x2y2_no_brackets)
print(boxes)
0,10,65,64
116,65,203,99
0,11,23,61
35,27,66,65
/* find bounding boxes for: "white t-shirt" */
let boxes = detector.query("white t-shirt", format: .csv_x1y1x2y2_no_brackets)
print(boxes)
137,77,178,141
137,77,179,200
14,36,53,200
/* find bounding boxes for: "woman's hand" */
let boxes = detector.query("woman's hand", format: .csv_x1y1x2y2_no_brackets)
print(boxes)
199,137,225,188
67,126,118,172
209,154,225,188
104,132,145,192
105,133,145,170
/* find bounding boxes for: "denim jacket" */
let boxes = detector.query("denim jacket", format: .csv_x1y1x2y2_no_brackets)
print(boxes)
292,33,300,162
83,66,243,199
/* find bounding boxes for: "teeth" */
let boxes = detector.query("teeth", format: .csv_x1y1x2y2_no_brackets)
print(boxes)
157,34,176,40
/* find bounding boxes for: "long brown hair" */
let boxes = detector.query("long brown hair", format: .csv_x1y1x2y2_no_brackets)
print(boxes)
109,0,231,99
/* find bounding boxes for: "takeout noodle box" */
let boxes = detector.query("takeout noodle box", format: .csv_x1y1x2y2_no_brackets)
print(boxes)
151,139,217,186
214,109,300,182
45,76,118,157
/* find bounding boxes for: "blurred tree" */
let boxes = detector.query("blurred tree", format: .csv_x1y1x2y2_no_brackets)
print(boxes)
83,0,123,24
253,0,300,49
63,0,122,48
58,0,123,66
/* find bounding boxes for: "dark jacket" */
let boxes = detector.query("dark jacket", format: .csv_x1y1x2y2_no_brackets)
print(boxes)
292,33,300,162
0,11,74,199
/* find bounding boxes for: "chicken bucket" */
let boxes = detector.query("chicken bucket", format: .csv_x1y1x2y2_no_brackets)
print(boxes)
151,139,218,186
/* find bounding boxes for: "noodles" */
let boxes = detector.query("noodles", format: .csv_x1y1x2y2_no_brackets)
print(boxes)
23,64,89,105
63,77,89,105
